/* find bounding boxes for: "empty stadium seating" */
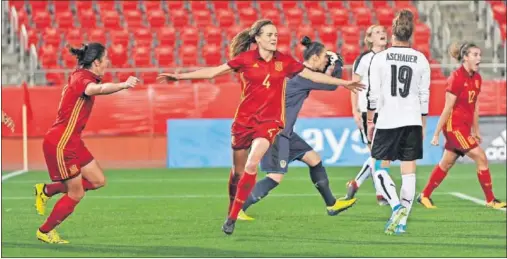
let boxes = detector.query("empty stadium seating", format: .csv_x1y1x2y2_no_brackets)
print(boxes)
9,0,438,83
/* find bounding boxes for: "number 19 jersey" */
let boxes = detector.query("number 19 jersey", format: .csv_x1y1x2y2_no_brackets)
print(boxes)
367,46,430,129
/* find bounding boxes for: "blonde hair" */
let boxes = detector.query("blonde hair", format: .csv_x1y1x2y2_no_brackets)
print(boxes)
449,42,480,62
229,19,274,58
364,25,384,49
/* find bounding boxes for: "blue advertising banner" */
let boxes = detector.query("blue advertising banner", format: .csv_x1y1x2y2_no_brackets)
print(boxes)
167,117,444,168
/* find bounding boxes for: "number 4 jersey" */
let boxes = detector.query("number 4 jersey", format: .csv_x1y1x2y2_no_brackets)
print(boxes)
367,46,430,129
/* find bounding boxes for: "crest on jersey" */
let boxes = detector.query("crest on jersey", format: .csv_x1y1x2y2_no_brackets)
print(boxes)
475,80,480,89
275,61,283,72
69,164,79,176
280,160,287,168
253,63,259,68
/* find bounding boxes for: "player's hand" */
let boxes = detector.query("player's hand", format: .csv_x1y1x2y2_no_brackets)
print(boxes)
353,111,363,130
122,76,140,89
343,79,365,94
366,121,375,142
472,133,482,144
156,73,180,83
431,135,439,146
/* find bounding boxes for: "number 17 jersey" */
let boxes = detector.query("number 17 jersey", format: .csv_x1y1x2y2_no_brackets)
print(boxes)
367,46,431,129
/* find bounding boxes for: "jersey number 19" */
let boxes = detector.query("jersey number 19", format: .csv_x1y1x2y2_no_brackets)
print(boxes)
390,65,413,98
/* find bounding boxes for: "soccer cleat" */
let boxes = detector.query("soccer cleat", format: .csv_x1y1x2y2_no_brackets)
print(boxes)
417,193,437,209
36,229,69,244
34,183,50,216
345,180,358,199
486,199,507,209
237,210,255,221
384,206,408,235
221,218,236,235
327,197,357,216
394,224,407,235
376,195,389,206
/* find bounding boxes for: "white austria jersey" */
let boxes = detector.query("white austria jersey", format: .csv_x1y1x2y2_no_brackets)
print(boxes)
353,51,377,112
367,46,430,129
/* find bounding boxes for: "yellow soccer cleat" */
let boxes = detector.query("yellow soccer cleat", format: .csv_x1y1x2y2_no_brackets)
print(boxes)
36,229,69,244
417,193,437,209
34,183,50,216
327,197,357,216
237,210,255,221
486,199,507,209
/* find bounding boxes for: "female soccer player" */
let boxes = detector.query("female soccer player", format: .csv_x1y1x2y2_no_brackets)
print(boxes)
157,19,364,235
366,10,430,235
237,36,357,221
418,42,506,209
34,43,139,244
344,24,389,205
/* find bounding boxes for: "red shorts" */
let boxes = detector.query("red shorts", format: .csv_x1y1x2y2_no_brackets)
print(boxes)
443,128,479,156
42,138,94,182
231,121,281,150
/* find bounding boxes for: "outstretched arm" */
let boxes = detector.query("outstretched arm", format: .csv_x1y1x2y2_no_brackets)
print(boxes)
298,68,364,93
84,76,139,96
157,63,233,82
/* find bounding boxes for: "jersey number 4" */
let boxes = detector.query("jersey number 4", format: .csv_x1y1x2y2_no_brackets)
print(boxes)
262,74,271,88
390,65,413,98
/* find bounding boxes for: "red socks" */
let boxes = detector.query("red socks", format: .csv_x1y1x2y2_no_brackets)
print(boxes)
228,172,256,220
477,169,495,202
45,179,97,197
227,169,240,214
422,165,448,198
39,194,79,233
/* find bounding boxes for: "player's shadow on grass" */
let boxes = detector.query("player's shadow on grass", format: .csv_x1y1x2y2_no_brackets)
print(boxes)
0,242,331,258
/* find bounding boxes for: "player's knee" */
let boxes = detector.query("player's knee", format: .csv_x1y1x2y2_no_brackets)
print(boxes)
244,161,259,174
68,188,85,201
439,160,455,171
475,152,489,169
93,176,106,188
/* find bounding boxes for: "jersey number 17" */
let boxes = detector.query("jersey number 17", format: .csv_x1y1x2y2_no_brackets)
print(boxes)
390,65,413,98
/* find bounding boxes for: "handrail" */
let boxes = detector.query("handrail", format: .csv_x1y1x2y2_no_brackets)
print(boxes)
29,44,38,86
9,6,17,53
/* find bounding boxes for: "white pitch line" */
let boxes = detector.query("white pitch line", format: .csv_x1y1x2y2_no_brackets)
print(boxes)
1,192,448,201
449,192,506,212
1,169,28,181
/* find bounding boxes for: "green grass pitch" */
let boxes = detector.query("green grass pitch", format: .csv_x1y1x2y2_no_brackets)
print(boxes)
1,164,506,257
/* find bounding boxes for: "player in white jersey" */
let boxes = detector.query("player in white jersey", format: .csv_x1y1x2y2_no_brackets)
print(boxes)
366,10,430,235
344,24,389,206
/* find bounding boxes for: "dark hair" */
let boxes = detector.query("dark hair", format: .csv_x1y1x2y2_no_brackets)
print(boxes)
392,9,414,42
301,36,325,61
229,19,274,58
67,43,106,69
449,42,480,62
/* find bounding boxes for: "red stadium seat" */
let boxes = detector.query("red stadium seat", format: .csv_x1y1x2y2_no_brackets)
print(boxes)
121,1,139,11
180,27,199,46
260,9,281,24
62,49,77,68
341,25,361,45
46,72,66,86
53,1,72,13
294,44,306,61
16,9,29,28
30,0,50,12
326,1,344,9
413,22,431,45
341,44,360,64
348,1,367,9
296,24,317,42
8,0,25,11
217,10,235,27
110,29,130,46
277,44,291,55
143,1,162,12
102,10,122,29
166,1,185,9
238,7,258,24
133,27,152,47
65,28,84,47
55,11,74,29
285,8,304,28
33,11,51,29
319,25,338,46
77,8,97,29
117,71,134,82
42,27,61,48
203,26,223,46
190,1,208,11
226,25,243,42
157,27,176,47
352,7,372,27
308,8,327,26
303,1,322,10
236,1,253,10
133,47,152,67
415,43,431,58
372,0,390,9
257,1,276,11
329,8,349,26
492,4,506,24
193,9,213,27
180,45,199,66
101,71,114,83
88,28,107,44
202,44,222,65
155,46,175,66
39,44,56,61
109,43,128,67
393,0,415,8
75,1,93,10
97,1,117,12
140,72,159,84
170,9,189,28
124,10,145,29
376,7,395,27
212,1,231,11
26,29,39,50
281,1,298,10
277,26,292,46
147,10,166,28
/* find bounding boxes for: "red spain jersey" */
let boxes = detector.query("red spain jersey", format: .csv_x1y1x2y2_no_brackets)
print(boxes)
227,49,305,128
445,66,482,131
45,69,100,148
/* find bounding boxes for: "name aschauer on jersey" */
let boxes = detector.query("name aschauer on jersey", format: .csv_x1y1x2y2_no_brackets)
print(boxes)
386,53,419,63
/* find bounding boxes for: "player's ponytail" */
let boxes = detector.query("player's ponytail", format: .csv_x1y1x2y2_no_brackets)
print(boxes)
393,9,414,42
301,36,325,61
229,19,274,59
449,42,479,62
67,42,105,69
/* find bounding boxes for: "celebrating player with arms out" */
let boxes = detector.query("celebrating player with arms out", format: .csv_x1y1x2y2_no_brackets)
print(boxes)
417,42,506,209
366,10,430,235
237,36,357,221
34,43,139,244
157,19,364,235
344,24,389,205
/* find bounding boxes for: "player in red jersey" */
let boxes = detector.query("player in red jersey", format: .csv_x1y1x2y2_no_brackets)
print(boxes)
34,43,139,244
418,42,506,209
157,19,364,235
